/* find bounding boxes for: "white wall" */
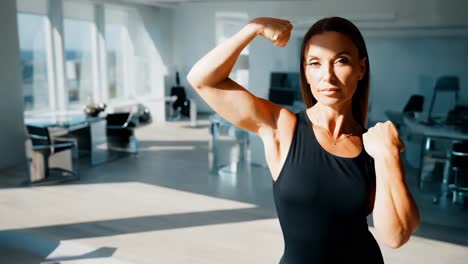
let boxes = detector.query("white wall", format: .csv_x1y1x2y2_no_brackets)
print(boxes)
367,36,468,121
125,6,174,123
0,0,27,170
173,0,468,118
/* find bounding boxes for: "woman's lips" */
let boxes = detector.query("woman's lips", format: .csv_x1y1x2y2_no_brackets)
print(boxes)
319,88,340,95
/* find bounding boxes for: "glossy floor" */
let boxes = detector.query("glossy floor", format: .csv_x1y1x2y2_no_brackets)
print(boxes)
0,115,466,263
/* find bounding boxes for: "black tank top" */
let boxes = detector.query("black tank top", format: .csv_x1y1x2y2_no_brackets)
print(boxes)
273,110,384,263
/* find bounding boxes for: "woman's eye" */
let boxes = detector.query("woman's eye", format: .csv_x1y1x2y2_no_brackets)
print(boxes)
308,62,320,67
336,58,349,64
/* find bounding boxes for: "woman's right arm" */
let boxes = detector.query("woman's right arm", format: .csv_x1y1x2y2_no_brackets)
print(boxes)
186,18,293,136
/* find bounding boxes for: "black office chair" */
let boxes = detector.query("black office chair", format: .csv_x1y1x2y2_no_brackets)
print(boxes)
427,76,459,124
135,104,152,125
26,125,78,185
403,95,424,116
386,94,424,130
446,106,468,132
170,86,190,118
106,112,138,154
448,141,468,205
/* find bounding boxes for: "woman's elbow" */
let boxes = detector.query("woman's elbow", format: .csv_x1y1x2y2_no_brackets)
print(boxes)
187,70,210,90
377,226,412,248
412,208,421,233
385,235,409,248
186,71,198,88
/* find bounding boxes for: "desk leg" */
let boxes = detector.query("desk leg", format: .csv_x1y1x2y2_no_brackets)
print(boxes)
437,151,452,207
418,136,427,190
208,123,219,174
90,120,108,165
190,99,197,127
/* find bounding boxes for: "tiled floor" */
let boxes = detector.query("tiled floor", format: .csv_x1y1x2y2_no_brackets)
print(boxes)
0,115,467,263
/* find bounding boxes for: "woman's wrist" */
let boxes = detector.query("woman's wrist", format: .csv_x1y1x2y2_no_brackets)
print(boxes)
246,19,262,36
374,148,400,163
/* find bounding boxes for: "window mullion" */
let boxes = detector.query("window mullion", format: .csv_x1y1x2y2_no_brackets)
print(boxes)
94,3,108,102
48,0,67,112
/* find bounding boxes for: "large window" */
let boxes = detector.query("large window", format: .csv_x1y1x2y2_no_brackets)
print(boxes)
64,19,96,104
17,1,157,113
134,57,151,96
105,23,127,100
105,7,132,101
17,13,51,112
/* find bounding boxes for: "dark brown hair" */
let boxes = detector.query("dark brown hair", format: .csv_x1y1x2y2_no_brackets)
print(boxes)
299,17,370,129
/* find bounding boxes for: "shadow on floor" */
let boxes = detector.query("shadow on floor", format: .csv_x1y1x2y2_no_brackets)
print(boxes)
0,230,117,264
1,132,467,250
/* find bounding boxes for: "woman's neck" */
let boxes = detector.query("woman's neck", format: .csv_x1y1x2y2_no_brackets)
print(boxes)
309,103,359,140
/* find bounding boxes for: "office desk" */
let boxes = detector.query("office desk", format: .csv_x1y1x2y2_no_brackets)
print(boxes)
403,116,468,206
25,112,108,165
208,114,250,175
208,103,306,175
403,116,468,142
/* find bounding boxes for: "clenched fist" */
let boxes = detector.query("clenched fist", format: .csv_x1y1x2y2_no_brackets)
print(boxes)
250,17,293,47
363,121,405,159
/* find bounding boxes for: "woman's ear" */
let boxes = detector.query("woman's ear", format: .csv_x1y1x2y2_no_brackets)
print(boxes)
359,57,367,80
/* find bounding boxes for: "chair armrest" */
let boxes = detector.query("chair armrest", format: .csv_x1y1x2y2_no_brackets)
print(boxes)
52,142,75,149
52,137,77,146
29,134,49,141
107,125,127,129
51,137,77,157
452,151,468,157
32,144,53,151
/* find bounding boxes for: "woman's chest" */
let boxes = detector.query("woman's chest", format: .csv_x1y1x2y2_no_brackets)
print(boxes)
275,155,369,214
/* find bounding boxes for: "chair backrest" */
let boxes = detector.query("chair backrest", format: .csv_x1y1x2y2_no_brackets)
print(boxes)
403,95,424,113
435,76,460,92
106,112,132,127
26,125,51,146
171,86,187,101
428,76,459,122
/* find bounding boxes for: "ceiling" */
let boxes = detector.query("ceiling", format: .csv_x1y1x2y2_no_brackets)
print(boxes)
99,0,309,8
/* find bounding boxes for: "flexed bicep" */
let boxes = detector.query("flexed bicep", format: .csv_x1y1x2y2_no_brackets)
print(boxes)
193,78,279,134
187,17,293,134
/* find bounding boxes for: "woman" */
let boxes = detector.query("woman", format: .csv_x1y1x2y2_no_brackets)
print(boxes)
187,16,420,263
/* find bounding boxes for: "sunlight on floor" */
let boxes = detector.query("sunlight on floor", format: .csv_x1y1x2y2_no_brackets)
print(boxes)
0,182,258,230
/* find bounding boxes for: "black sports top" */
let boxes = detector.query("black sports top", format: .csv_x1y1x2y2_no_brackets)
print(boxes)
273,110,384,263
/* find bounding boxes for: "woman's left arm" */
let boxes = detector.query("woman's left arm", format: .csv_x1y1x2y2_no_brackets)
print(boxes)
363,121,420,248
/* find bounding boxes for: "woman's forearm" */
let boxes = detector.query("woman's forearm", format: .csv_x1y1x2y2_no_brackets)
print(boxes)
187,23,260,88
372,151,420,248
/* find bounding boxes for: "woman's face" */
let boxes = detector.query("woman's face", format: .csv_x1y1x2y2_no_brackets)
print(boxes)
303,31,366,108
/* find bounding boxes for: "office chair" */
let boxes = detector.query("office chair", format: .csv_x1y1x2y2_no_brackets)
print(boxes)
135,104,152,125
208,114,250,176
403,95,424,116
446,106,468,133
447,141,468,205
170,86,191,118
26,125,78,185
427,76,459,124
385,94,424,130
106,112,138,154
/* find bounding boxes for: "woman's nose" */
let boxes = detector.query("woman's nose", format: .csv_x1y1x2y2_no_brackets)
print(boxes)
322,65,337,82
